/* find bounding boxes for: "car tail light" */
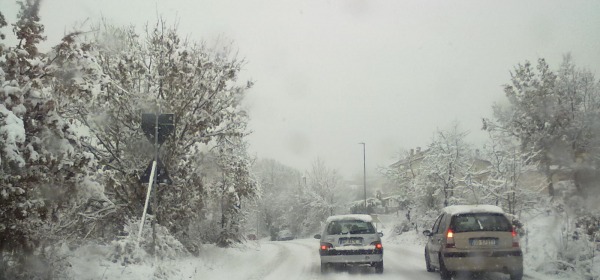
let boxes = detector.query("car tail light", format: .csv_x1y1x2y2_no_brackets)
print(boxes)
446,229,455,248
320,242,333,251
370,241,383,250
512,228,520,248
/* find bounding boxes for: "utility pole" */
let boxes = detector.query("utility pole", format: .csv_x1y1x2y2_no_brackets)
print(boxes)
359,142,366,213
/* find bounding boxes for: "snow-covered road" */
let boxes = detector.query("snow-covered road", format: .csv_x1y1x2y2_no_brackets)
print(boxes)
75,213,538,279
252,238,442,280
246,240,318,280
75,235,536,280
214,238,523,280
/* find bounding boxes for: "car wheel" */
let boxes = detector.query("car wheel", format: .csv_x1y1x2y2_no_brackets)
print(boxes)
510,270,523,280
320,263,329,274
439,256,452,280
425,249,434,272
375,261,384,274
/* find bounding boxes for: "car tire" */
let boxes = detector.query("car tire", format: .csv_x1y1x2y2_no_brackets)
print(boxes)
330,263,342,272
425,249,434,272
439,256,452,280
375,261,384,274
320,263,329,274
510,270,523,280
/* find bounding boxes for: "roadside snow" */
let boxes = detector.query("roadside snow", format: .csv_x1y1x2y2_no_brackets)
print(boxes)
520,211,599,280
66,213,597,279
68,241,281,280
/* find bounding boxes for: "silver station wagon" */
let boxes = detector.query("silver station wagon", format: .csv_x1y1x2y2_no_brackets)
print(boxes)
314,214,384,274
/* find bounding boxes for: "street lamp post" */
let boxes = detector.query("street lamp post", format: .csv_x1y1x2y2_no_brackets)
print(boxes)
359,142,366,213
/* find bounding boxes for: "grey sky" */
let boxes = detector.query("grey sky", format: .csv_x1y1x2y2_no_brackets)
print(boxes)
3,0,600,179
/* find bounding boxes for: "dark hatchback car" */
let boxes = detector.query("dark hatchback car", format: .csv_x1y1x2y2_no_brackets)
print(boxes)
276,229,295,241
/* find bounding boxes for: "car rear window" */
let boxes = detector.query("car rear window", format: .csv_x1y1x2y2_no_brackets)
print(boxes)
450,213,512,233
326,220,376,235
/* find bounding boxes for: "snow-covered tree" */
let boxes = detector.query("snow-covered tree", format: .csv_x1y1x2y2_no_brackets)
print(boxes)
552,56,600,196
292,159,342,235
46,19,258,250
421,122,473,207
379,148,423,217
483,56,600,197
484,58,559,196
382,123,478,231
483,56,600,277
480,131,540,215
0,2,108,278
0,11,6,52
212,135,257,247
252,158,302,240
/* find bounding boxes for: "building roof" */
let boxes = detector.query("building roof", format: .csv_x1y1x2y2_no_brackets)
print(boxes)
389,148,429,168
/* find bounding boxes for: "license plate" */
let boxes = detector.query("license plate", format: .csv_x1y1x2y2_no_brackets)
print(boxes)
339,238,362,245
470,239,497,246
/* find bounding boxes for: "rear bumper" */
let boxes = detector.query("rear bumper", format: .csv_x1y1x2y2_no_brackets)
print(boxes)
320,249,383,264
442,250,523,273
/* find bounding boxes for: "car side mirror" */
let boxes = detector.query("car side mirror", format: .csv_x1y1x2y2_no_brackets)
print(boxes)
314,234,321,239
422,230,432,237
378,232,384,237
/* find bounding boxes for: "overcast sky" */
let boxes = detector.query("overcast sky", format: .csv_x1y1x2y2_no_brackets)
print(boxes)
3,0,600,179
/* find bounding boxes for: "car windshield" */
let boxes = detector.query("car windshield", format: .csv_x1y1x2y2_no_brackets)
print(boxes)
450,213,512,233
326,220,376,235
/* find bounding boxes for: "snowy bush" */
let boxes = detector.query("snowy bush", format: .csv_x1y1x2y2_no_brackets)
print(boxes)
0,240,74,280
556,228,597,279
0,2,113,279
110,218,148,266
109,218,187,266
188,207,222,245
523,197,600,280
393,219,415,235
110,237,147,266
412,207,442,232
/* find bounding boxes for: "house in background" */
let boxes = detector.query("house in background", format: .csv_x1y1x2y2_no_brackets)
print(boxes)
389,146,573,200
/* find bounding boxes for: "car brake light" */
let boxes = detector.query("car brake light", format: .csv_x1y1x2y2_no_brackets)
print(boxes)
370,241,383,249
512,228,520,247
446,229,455,248
320,243,333,250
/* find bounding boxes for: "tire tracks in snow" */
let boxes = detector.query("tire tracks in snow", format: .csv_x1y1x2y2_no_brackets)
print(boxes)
287,239,317,252
247,240,321,280
384,244,440,280
282,240,321,279
276,241,321,280
246,242,291,280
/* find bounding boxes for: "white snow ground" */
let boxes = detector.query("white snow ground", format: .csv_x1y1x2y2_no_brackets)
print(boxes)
68,213,589,279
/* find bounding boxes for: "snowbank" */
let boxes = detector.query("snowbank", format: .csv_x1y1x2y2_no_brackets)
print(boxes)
68,241,280,279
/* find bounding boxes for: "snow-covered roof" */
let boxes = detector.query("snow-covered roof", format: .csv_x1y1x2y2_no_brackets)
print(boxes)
382,194,404,200
326,214,373,223
442,205,505,216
